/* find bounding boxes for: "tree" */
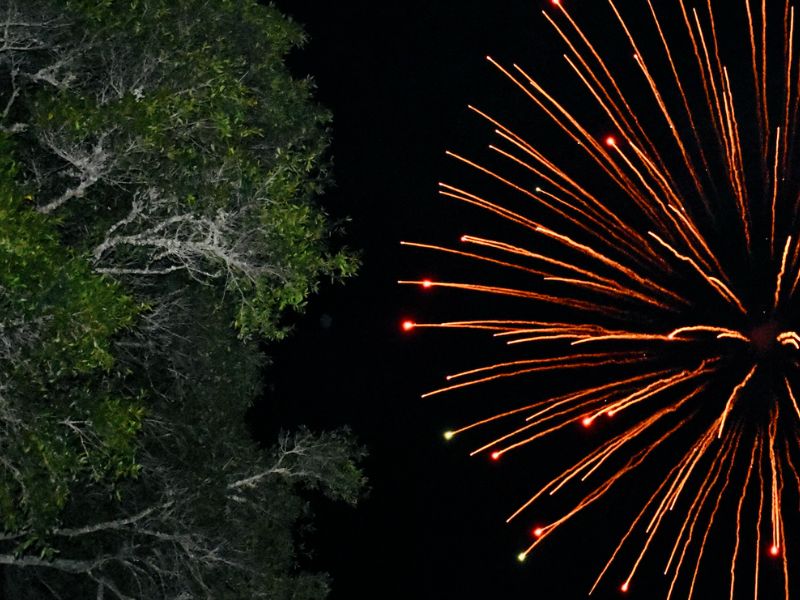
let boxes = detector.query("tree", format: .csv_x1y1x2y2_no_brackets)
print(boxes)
0,140,143,544
0,1,363,597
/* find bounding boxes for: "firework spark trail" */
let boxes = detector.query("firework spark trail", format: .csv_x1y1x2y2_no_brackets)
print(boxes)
405,0,800,596
729,436,758,600
466,105,668,268
755,440,765,600
684,430,741,600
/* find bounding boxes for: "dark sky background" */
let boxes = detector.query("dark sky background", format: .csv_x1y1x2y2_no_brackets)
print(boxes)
252,2,797,599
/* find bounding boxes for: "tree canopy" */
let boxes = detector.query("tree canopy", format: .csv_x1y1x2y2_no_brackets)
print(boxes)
0,1,363,597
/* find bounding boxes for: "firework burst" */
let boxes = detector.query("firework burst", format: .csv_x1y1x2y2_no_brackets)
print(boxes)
403,1,800,597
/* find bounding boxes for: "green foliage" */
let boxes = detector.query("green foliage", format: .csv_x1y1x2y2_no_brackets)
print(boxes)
9,0,358,341
0,139,143,537
0,1,363,597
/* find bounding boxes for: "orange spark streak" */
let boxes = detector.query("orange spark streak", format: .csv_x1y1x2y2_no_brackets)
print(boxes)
545,12,654,164
784,378,800,420
649,232,747,313
571,333,677,346
398,279,598,308
445,149,624,249
668,326,748,341
422,355,644,399
783,8,795,174
718,365,758,437
539,226,677,302
775,236,792,308
590,442,694,595
666,431,737,600
745,0,766,145
762,0,769,136
487,57,654,221
663,428,721,573
400,239,663,309
611,142,715,275
721,68,753,248
511,62,661,225
692,8,730,167
729,436,758,600
520,422,688,558
665,201,728,283
468,105,664,268
607,0,698,207
778,331,800,350
685,430,740,600
509,387,697,525
771,130,783,256
768,408,782,555
755,436,765,600
438,183,538,230
444,352,633,382
677,0,724,157
482,397,611,459
784,438,800,509
526,370,676,424
459,233,675,307
596,361,714,419
555,2,660,166
448,393,587,439
646,0,714,212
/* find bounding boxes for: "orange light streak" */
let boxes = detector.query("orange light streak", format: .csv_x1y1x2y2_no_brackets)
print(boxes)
718,365,758,437
745,0,766,145
771,130,783,256
783,8,795,174
775,236,792,308
600,361,714,420
755,435,765,600
685,429,740,600
611,142,715,275
519,421,688,556
668,325,748,342
589,428,702,594
555,2,662,169
691,7,730,168
649,232,747,313
422,354,644,399
785,378,800,420
768,407,782,556
729,436,758,600
665,430,737,600
468,105,665,268
721,68,753,250
778,331,800,350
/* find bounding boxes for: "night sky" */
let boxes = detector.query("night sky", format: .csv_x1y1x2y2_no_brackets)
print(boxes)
253,2,797,599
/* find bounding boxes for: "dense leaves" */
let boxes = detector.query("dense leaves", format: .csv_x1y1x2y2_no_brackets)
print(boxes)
0,0,363,597
0,145,142,538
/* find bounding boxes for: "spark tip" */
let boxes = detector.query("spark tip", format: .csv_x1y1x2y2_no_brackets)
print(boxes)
402,320,415,332
770,544,780,557
533,527,544,538
582,417,593,428
517,552,527,563
491,451,502,461
605,135,617,148
443,430,455,441
422,279,433,289
621,582,630,593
